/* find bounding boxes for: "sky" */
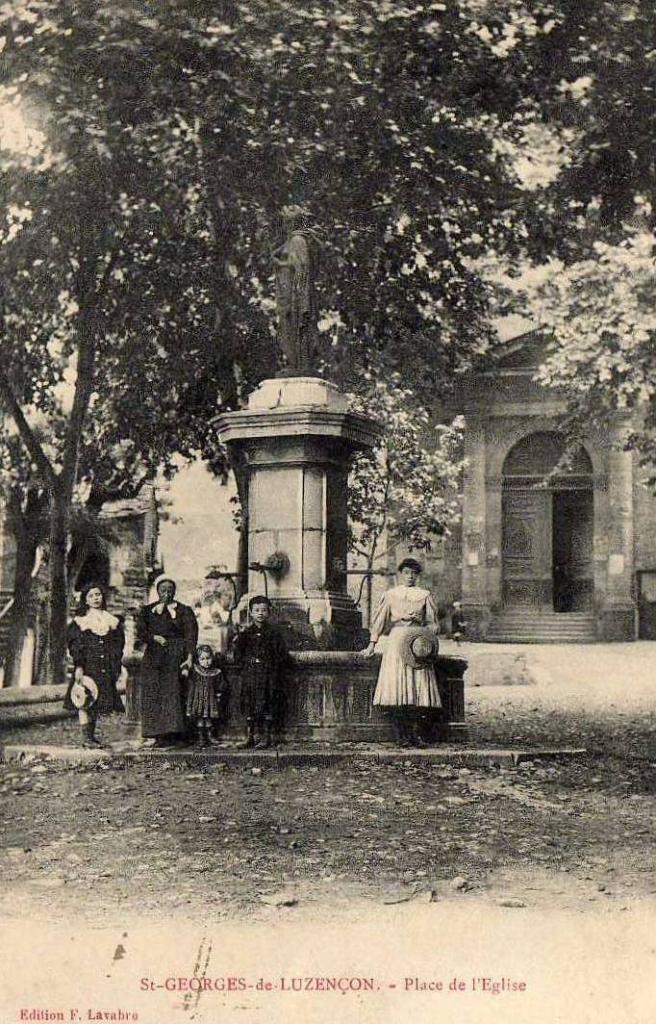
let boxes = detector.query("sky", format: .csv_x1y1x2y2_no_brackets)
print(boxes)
157,462,239,586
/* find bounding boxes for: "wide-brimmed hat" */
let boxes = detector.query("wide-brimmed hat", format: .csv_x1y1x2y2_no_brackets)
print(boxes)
70,675,99,710
399,627,439,669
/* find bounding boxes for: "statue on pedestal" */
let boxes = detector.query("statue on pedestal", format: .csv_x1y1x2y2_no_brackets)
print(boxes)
273,206,320,376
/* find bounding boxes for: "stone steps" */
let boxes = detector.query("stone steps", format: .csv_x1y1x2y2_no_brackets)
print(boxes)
487,612,597,643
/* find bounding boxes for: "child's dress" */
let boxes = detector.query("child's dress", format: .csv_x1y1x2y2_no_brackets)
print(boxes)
185,665,225,720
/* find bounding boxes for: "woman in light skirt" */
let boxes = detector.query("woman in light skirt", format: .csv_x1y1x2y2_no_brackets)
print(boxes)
363,559,441,746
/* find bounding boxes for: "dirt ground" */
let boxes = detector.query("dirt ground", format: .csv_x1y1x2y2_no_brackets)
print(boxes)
2,663,656,927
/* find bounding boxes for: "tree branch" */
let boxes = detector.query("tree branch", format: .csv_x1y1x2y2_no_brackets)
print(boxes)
59,317,96,497
94,218,139,301
0,364,57,491
87,469,152,509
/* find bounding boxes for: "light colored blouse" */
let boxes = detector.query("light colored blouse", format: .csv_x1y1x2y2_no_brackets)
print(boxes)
369,585,439,642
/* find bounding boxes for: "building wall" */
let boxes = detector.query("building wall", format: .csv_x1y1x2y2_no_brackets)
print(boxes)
633,466,656,571
455,355,639,641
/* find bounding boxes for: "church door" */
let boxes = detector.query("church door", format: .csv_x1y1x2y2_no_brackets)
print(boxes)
501,432,594,612
502,490,553,608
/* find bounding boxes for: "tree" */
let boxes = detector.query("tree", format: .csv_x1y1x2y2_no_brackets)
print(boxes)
5,0,650,683
0,10,239,682
465,2,656,448
347,376,464,622
1,0,545,389
525,233,656,466
0,0,546,682
0,437,49,688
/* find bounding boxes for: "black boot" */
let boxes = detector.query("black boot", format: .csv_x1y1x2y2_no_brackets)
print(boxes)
82,720,101,748
256,717,273,749
241,718,255,749
197,723,209,748
389,710,410,747
408,710,429,747
206,723,220,746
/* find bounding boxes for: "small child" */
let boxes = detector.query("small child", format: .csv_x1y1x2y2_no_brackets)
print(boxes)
451,601,467,645
185,644,229,747
232,596,291,749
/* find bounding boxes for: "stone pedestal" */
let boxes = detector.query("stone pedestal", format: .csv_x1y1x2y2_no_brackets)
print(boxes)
123,650,468,743
214,377,382,649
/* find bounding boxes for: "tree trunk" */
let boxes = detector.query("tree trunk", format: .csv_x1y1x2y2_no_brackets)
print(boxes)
47,492,70,686
364,535,381,629
3,528,40,688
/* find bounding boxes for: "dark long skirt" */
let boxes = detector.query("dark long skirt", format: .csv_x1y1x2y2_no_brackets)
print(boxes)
140,637,186,738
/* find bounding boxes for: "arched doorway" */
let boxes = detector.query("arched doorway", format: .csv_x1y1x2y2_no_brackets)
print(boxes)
502,432,593,611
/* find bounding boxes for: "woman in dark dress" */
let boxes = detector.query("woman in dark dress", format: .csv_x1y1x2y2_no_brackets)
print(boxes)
64,583,125,747
136,575,199,747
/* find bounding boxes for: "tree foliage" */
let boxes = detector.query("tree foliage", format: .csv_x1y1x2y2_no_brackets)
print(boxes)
1,0,655,680
531,233,656,463
471,1,656,452
348,375,464,570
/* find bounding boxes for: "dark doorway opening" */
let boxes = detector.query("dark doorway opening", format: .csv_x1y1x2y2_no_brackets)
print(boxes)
552,489,593,612
501,432,594,612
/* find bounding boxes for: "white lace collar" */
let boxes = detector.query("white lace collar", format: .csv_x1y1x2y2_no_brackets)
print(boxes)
74,609,120,636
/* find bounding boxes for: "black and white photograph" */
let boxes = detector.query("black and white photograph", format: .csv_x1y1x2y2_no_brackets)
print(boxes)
0,2,655,1022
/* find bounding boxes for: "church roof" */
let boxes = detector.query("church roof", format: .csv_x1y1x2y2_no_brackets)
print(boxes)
99,487,157,520
488,328,553,372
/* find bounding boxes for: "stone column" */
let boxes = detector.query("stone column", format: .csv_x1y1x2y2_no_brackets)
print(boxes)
601,431,636,640
461,409,489,638
215,377,381,650
485,466,503,615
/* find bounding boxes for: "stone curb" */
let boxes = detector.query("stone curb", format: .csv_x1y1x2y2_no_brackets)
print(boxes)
0,744,587,769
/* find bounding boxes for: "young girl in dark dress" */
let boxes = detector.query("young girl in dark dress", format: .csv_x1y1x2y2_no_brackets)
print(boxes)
185,644,229,747
64,583,125,747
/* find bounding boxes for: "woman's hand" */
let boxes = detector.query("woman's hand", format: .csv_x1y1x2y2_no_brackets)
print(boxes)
74,666,84,681
362,641,376,658
153,634,167,647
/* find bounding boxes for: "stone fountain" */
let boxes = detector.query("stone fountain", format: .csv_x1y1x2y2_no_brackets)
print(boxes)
213,209,467,742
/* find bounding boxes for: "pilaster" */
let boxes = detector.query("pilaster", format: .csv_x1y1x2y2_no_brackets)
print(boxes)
461,407,490,637
601,430,636,640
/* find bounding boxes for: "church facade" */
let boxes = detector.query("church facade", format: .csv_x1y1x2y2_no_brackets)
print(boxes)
454,332,656,642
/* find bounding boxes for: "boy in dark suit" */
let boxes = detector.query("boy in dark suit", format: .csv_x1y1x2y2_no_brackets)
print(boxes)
232,596,292,748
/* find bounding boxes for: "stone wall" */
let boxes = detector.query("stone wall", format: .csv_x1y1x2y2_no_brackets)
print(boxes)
633,465,656,571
